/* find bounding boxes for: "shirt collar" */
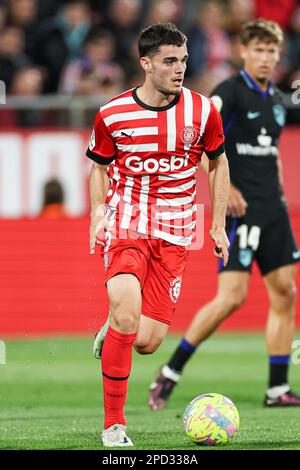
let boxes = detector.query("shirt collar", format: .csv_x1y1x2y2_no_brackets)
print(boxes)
240,69,274,98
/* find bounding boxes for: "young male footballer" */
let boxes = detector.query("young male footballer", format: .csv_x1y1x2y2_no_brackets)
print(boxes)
87,23,230,446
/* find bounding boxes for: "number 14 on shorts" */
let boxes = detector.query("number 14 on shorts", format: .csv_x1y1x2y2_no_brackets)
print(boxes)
237,224,261,251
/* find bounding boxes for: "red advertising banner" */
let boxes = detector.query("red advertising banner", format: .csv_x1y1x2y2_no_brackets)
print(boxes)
0,128,299,335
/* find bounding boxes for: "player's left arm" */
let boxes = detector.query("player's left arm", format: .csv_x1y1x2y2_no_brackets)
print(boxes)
208,154,230,266
202,100,230,265
276,152,287,205
199,152,209,174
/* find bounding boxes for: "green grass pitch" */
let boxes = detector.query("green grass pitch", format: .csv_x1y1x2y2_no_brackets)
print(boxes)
1,334,300,450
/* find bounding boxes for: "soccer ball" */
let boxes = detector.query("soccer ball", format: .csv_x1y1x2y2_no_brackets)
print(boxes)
183,393,240,446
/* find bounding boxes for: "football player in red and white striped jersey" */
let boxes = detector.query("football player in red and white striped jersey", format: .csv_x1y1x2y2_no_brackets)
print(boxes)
87,23,230,447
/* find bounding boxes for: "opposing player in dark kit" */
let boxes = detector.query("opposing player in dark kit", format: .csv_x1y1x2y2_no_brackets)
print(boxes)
149,19,300,411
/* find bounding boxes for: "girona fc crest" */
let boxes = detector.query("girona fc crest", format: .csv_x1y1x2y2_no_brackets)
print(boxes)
169,276,182,303
180,126,198,145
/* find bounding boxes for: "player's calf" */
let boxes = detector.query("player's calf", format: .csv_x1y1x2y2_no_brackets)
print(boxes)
134,315,169,355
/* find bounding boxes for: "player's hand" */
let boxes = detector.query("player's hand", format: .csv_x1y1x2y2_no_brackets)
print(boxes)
210,227,230,267
89,205,109,254
227,185,248,218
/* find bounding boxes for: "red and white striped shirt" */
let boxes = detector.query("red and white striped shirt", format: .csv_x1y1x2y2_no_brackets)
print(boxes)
86,87,224,246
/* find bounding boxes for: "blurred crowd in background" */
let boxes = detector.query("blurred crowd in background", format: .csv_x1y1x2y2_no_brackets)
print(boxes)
0,0,300,127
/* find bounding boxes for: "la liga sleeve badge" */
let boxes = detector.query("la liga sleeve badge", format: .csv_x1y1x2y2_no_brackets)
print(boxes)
89,128,96,150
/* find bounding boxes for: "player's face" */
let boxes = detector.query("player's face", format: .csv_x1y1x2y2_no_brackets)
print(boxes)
142,44,188,96
240,39,280,83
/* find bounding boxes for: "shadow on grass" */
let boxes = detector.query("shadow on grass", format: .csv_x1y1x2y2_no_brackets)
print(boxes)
0,433,101,451
1,414,100,422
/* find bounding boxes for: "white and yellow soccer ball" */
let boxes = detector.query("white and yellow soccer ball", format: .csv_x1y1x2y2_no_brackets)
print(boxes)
183,393,240,446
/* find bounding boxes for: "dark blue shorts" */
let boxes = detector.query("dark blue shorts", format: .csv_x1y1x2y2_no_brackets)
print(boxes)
218,207,299,276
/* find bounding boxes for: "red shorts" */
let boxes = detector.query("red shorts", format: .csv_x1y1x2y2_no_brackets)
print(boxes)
101,236,188,325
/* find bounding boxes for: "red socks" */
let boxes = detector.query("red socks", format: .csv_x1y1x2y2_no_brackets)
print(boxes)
101,327,136,429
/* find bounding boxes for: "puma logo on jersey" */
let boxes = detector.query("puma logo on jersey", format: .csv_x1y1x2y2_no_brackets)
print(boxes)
121,131,134,140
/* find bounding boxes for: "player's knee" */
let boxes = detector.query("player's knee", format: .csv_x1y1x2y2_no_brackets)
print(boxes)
134,344,152,355
274,280,297,308
286,282,297,306
229,292,246,311
134,339,160,355
111,309,139,334
218,290,246,315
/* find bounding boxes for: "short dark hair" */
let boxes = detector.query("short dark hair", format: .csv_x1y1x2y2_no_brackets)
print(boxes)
138,23,187,58
240,18,283,46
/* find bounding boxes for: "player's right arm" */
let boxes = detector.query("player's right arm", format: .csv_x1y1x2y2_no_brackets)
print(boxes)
89,163,110,254
86,111,116,254
208,153,230,266
211,79,248,218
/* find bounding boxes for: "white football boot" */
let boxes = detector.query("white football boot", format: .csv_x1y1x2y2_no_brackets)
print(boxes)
101,424,133,447
93,312,111,359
